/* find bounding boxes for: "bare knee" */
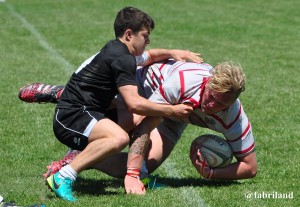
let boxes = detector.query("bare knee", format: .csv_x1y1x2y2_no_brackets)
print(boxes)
89,119,130,152
111,132,129,152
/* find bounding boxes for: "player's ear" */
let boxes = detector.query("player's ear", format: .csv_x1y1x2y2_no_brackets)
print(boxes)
124,29,133,41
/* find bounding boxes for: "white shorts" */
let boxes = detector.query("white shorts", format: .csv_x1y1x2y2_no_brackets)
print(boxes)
157,118,188,145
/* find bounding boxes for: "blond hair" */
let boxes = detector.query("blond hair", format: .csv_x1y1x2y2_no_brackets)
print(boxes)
207,61,245,97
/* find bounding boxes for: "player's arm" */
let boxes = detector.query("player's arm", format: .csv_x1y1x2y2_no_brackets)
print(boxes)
210,102,257,180
118,84,193,118
191,100,258,180
124,116,162,194
191,150,257,180
138,49,203,66
213,152,257,179
120,83,192,193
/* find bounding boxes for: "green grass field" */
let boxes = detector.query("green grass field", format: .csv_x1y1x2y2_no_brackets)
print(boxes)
1,0,299,206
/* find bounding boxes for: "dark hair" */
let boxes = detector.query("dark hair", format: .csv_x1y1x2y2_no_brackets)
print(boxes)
114,7,155,38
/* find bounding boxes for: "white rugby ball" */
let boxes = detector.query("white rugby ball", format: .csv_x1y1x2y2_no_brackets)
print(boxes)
190,134,233,168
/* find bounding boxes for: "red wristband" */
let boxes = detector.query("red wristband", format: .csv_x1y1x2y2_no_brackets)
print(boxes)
126,168,140,178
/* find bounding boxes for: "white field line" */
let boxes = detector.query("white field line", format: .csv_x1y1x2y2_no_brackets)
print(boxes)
7,3,74,74
162,159,209,207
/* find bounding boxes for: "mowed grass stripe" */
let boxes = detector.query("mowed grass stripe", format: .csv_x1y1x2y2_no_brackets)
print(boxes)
7,3,74,74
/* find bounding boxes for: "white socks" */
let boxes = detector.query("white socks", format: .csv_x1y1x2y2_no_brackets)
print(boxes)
58,165,77,181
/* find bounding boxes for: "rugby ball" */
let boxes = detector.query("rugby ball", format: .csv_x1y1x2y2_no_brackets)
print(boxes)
190,134,233,168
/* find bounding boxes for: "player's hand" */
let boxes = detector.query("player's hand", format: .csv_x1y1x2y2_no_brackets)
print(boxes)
190,144,214,179
170,49,203,63
124,175,146,195
171,103,193,119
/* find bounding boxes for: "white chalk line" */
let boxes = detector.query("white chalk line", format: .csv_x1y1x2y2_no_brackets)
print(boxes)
162,159,209,207
7,3,74,75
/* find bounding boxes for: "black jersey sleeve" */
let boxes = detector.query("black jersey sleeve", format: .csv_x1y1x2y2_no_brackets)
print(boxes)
111,54,137,87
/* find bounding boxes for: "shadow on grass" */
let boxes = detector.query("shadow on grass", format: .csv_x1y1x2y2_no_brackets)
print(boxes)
158,176,240,188
74,177,122,196
73,176,240,196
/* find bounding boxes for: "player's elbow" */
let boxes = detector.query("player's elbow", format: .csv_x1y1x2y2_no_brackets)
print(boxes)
245,167,257,179
240,152,258,179
127,104,138,113
246,160,258,178
126,99,145,114
249,164,258,178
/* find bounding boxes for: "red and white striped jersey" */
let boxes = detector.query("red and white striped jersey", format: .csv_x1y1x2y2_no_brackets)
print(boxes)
136,60,255,158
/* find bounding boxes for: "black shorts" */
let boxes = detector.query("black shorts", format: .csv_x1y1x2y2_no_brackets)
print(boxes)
53,106,117,151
